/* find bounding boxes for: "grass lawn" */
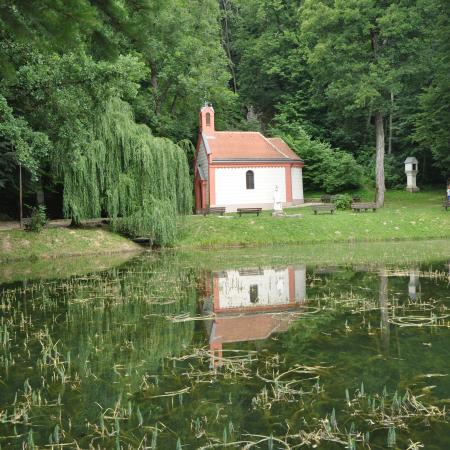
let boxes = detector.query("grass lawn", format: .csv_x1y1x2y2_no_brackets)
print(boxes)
0,227,141,263
177,190,450,248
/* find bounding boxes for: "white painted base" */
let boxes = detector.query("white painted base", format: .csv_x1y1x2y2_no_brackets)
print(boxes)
213,200,304,213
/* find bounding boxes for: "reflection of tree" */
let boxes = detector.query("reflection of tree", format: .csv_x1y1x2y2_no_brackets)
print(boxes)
62,254,198,403
1,253,198,424
379,272,390,352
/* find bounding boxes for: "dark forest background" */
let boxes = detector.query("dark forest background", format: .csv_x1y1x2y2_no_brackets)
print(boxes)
1,0,448,219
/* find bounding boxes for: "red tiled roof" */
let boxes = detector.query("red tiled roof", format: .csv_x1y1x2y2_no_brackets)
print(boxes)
205,132,301,162
212,314,292,343
268,137,300,160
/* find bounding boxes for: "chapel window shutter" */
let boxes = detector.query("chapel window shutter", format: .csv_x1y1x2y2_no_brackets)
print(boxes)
246,170,254,189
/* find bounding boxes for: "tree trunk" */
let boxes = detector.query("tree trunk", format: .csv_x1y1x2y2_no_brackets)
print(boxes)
36,179,45,206
375,111,385,207
150,61,160,115
220,0,237,93
388,91,394,154
379,272,390,352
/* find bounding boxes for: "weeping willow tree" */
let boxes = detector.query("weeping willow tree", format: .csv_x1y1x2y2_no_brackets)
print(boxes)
62,97,192,246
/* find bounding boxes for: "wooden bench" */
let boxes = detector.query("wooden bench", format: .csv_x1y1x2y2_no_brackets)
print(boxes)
202,207,226,216
352,195,361,203
351,202,377,212
321,194,332,203
443,200,450,211
237,208,262,217
312,204,336,214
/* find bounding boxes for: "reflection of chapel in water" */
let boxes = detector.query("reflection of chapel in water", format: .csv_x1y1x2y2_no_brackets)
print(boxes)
201,266,307,361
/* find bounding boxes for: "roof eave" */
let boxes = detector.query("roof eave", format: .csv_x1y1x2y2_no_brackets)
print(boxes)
202,132,212,155
212,158,304,164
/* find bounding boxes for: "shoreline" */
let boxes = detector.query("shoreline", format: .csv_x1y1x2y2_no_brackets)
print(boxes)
1,191,449,262
0,227,142,264
2,231,449,263
174,234,450,250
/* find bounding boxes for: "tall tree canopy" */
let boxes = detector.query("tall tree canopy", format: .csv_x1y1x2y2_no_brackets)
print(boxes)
0,0,448,231
414,0,450,177
222,0,448,196
0,0,231,243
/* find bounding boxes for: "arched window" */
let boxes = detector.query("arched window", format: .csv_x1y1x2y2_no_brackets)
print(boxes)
206,112,211,126
246,170,254,189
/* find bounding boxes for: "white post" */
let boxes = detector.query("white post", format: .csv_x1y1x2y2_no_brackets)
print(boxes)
404,157,419,192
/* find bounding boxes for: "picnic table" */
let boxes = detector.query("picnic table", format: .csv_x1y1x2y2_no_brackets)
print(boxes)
237,208,262,217
202,207,226,216
351,202,377,212
312,204,336,214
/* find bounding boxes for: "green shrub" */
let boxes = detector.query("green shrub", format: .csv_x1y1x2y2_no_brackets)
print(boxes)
25,205,47,232
334,193,353,210
384,155,405,188
358,151,404,189
271,124,362,193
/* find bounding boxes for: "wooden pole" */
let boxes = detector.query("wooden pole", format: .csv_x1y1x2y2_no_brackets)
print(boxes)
19,162,23,228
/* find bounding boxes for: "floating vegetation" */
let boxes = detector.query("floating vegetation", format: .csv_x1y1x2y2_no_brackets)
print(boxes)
0,253,449,448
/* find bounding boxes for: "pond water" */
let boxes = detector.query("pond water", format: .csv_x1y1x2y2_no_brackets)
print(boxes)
0,246,449,449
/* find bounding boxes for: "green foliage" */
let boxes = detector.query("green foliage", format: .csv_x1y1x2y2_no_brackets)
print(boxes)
383,155,404,189
1,0,448,224
272,124,362,193
25,205,47,233
0,0,225,230
62,98,191,245
413,0,450,178
227,0,306,123
334,194,353,211
96,0,234,140
0,94,50,185
356,153,404,190
224,0,447,186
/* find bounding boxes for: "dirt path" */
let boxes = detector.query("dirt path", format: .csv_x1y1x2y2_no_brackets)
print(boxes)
0,218,111,231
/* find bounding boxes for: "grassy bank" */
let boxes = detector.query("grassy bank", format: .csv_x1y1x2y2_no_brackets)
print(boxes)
0,252,139,284
0,227,141,263
178,190,450,248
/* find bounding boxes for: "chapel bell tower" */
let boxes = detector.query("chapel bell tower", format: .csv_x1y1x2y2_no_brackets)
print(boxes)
199,103,215,134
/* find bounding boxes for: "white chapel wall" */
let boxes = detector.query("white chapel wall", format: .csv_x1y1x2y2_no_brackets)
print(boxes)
217,268,304,309
215,167,286,208
294,265,306,300
291,167,304,200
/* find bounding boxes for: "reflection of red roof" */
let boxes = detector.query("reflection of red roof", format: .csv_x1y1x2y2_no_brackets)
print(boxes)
206,132,302,162
212,314,292,344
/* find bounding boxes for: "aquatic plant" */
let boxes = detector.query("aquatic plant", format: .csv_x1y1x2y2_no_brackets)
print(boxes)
0,255,449,448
